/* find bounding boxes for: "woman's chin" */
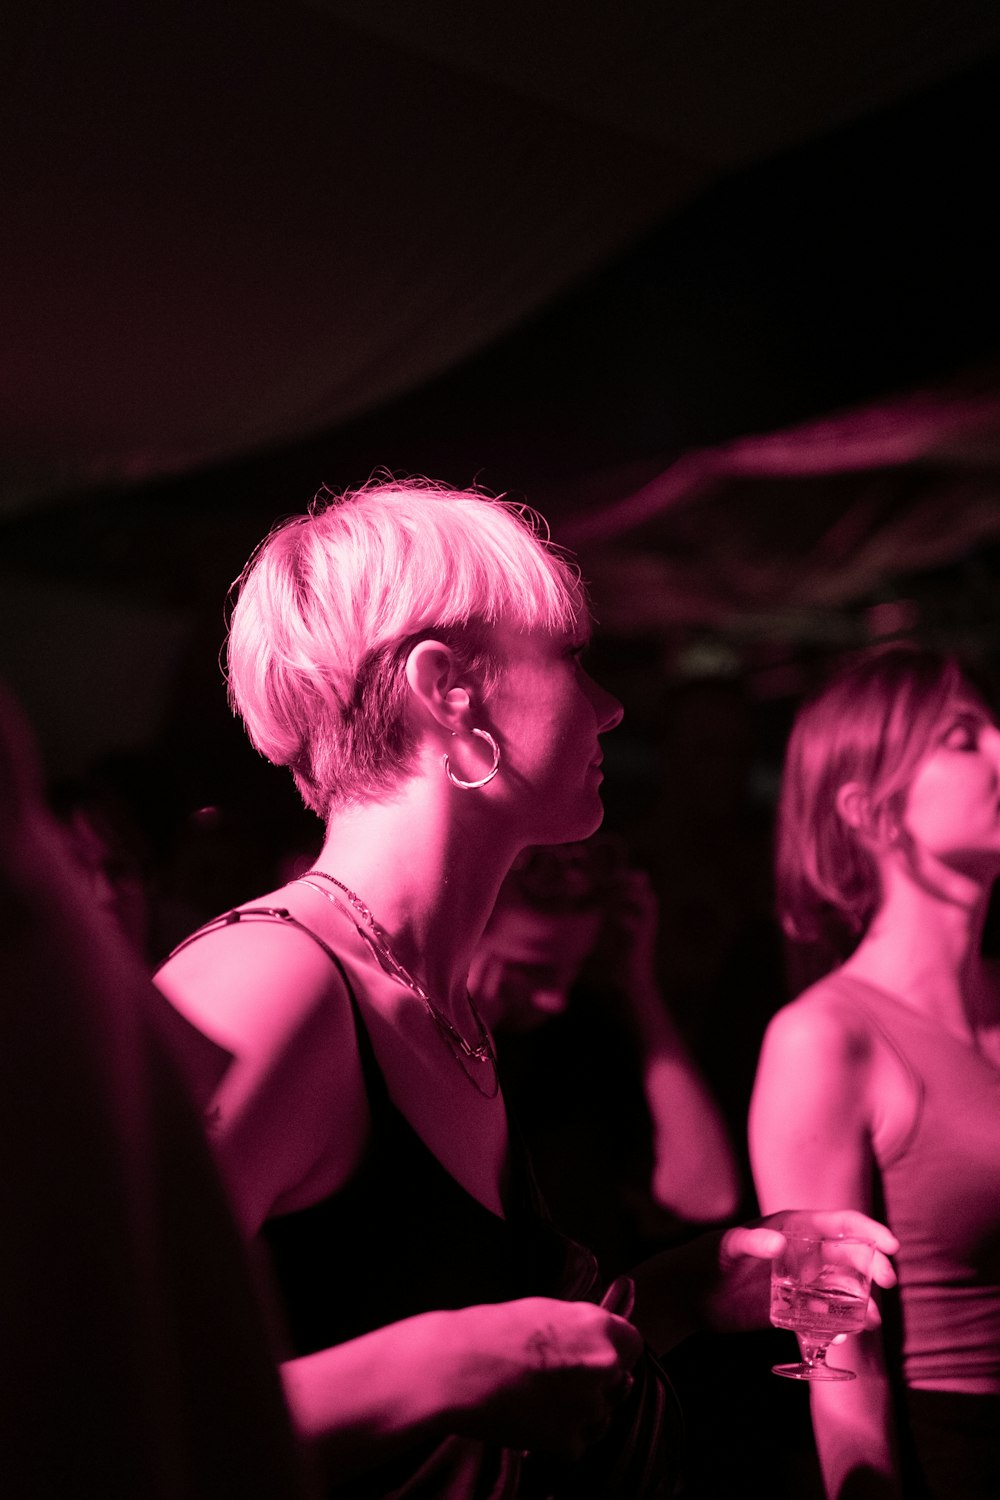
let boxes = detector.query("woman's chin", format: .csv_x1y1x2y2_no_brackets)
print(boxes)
535,804,606,848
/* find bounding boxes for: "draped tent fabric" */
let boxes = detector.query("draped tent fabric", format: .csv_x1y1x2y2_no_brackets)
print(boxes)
563,372,1000,630
4,2,1000,772
565,366,1000,632
0,0,692,507
307,0,1000,165
3,0,1000,509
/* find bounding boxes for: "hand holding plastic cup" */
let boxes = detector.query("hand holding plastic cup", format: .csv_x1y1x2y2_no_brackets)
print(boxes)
769,1232,876,1380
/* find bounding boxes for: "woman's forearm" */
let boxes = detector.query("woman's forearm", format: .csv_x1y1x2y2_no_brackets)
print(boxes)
280,1296,644,1478
630,1227,768,1352
808,1334,902,1499
644,1052,741,1222
281,1314,455,1478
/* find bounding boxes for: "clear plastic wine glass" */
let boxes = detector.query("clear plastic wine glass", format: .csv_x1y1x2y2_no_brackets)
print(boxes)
770,1232,876,1380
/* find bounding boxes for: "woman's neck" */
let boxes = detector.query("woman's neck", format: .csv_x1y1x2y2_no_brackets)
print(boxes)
312,788,515,1015
843,870,996,1036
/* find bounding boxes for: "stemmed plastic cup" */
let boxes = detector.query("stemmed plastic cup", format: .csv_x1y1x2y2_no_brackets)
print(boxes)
769,1232,875,1380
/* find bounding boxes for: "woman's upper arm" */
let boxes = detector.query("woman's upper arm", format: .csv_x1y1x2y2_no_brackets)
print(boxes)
155,922,367,1235
750,999,900,1494
749,997,874,1215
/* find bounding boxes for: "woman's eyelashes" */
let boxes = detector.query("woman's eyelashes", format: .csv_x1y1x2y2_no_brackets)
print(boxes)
940,715,985,751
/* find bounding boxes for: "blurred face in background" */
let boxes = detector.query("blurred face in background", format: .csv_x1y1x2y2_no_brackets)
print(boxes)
469,899,603,1032
61,807,150,954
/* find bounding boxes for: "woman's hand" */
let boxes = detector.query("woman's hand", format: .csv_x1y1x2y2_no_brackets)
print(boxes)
632,1210,898,1349
719,1209,899,1332
283,1297,643,1476
437,1297,643,1458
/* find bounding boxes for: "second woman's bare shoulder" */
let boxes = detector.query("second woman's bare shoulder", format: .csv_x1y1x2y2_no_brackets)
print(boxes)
760,977,880,1074
750,976,886,1211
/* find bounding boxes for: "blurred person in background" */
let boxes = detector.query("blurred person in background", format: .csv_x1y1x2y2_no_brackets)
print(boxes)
0,685,309,1500
751,645,1000,1499
470,836,741,1272
50,773,154,957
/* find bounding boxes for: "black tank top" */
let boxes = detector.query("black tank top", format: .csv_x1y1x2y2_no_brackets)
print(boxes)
257,914,597,1356
163,907,679,1500
164,907,598,1498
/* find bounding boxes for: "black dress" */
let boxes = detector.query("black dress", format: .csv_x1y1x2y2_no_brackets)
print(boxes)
171,907,680,1499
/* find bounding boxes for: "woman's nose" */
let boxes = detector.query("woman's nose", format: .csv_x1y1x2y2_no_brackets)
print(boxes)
593,680,624,734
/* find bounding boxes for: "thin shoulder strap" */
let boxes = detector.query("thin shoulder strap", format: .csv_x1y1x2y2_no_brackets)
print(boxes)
155,905,386,1090
157,905,358,1005
158,900,350,972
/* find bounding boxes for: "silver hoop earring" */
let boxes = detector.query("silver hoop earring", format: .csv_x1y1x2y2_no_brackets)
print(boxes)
443,728,501,790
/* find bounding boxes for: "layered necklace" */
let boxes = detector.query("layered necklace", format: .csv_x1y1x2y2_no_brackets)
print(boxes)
294,869,499,1099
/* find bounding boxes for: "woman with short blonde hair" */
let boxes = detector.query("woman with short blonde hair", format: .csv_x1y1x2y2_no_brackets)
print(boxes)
159,477,896,1497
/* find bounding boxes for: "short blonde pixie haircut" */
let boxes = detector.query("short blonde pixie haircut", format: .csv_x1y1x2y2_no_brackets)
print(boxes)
226,477,586,817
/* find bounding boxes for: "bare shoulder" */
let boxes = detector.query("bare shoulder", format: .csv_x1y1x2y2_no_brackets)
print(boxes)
155,906,354,1054
761,980,877,1071
754,979,884,1125
751,977,879,1209
155,903,369,1233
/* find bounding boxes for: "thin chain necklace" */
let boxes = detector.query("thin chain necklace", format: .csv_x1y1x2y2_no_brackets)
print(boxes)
295,869,499,1099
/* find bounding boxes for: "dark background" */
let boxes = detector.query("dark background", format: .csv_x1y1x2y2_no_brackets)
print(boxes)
5,0,1000,1013
3,0,1000,999
8,11,1000,1490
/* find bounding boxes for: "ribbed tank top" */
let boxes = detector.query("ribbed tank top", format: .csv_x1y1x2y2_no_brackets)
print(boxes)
826,975,1000,1389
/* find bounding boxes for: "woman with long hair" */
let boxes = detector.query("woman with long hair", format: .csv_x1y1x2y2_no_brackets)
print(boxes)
750,644,1000,1499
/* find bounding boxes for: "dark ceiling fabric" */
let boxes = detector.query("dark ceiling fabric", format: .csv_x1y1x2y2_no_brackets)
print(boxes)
5,4,1000,782
0,1,689,506
310,0,1000,164
566,366,1000,631
4,0,1000,510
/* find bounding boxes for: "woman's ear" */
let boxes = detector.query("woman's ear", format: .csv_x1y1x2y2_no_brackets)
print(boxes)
835,782,870,833
404,639,473,734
